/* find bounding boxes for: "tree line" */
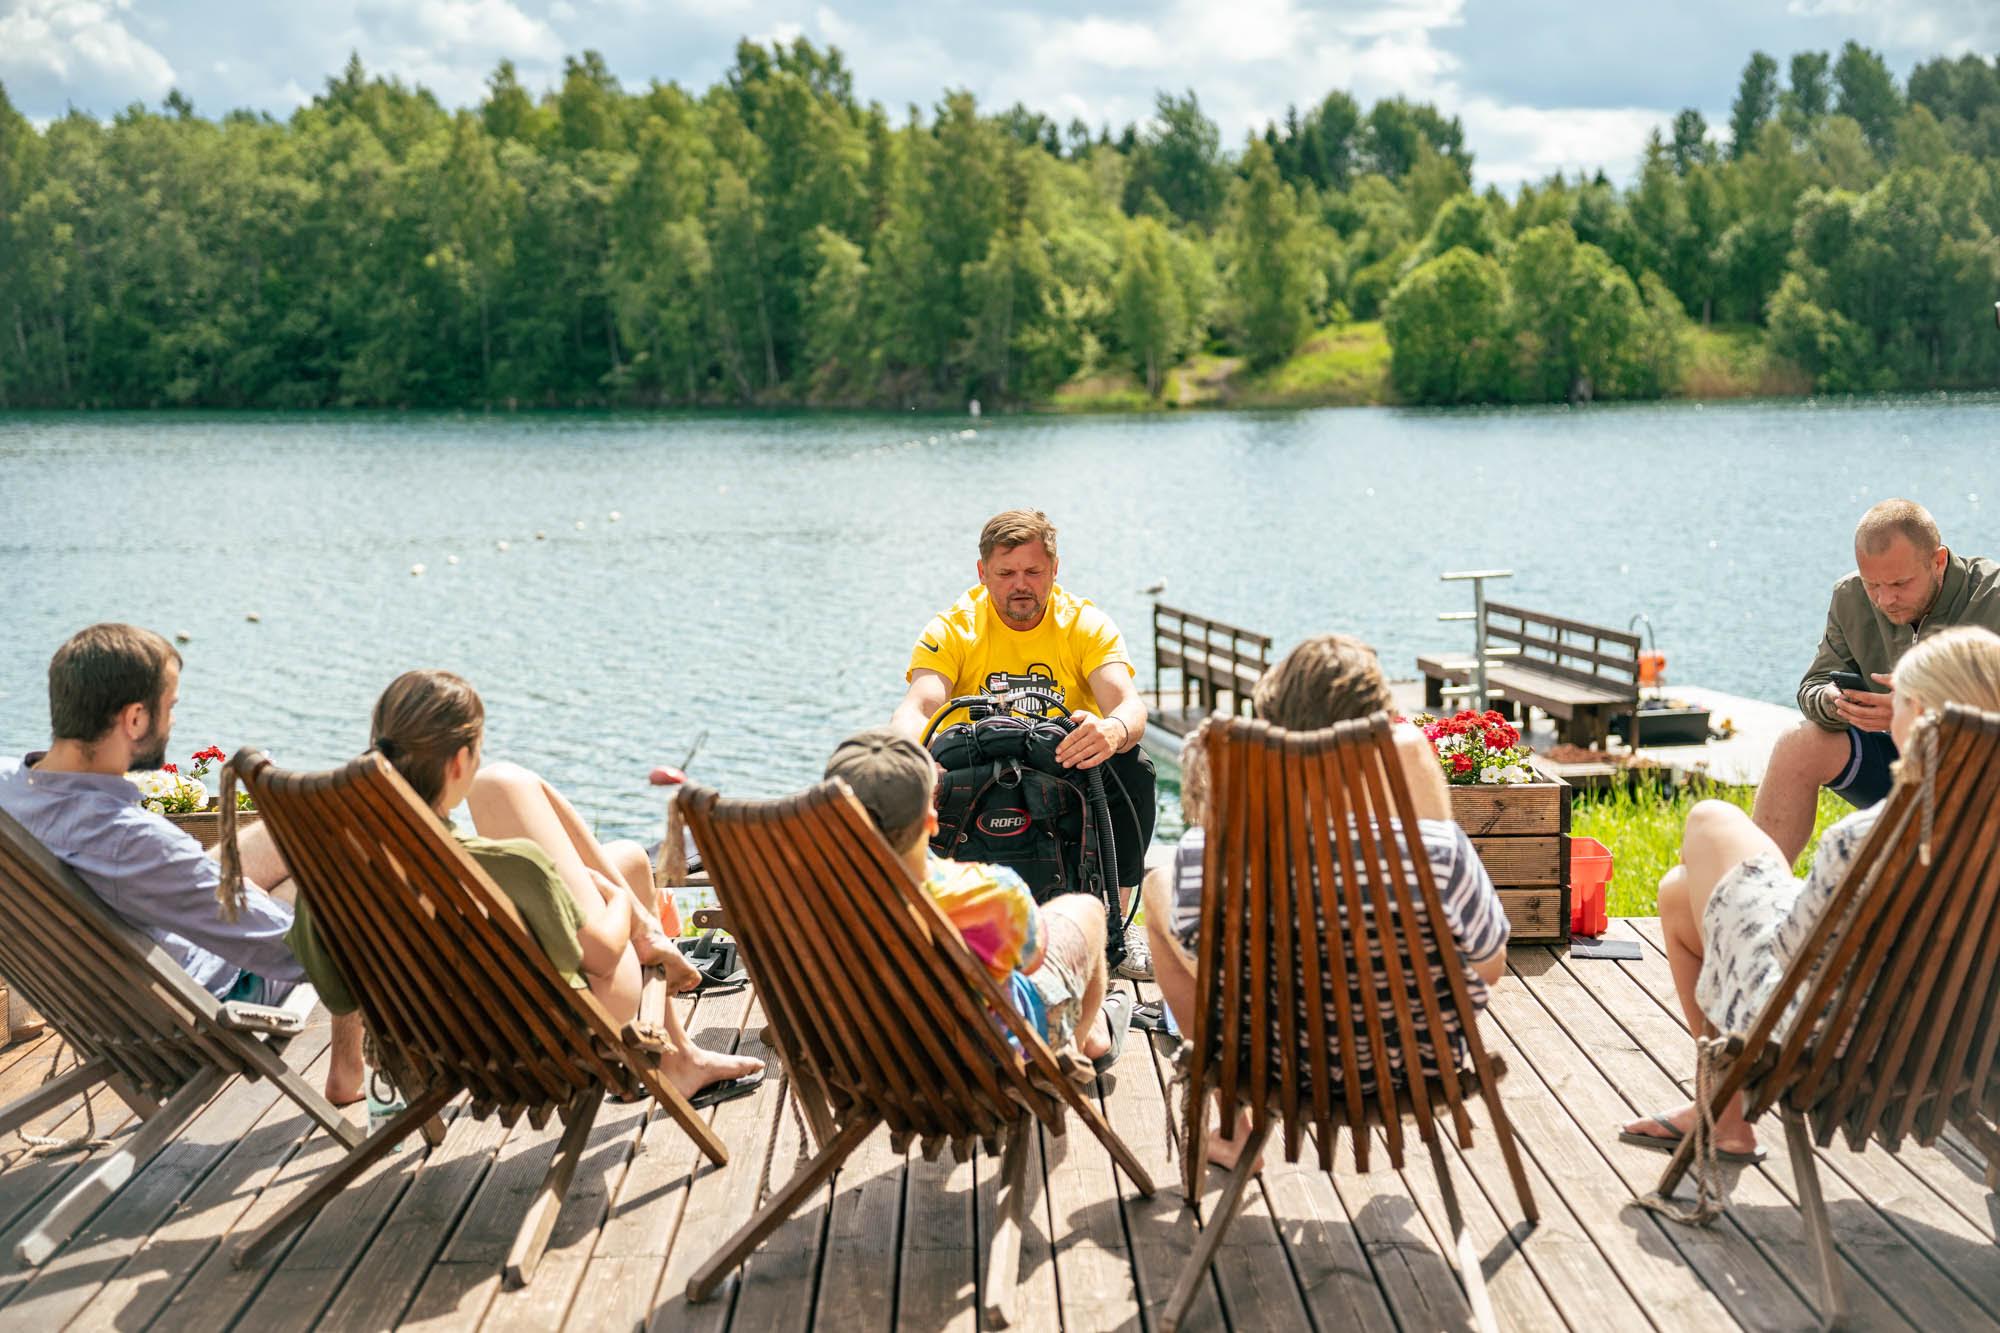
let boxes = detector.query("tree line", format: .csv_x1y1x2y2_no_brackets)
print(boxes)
1,39,1997,410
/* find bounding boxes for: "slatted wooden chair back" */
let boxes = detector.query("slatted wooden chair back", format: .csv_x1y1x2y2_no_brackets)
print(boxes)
1186,713,1529,1191
1164,712,1535,1333
233,749,702,1131
680,778,1129,1151
1737,703,2000,1149
677,778,1152,1322
1651,705,2000,1328
0,804,240,1101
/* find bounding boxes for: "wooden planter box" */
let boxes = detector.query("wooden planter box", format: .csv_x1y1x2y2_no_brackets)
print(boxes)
165,807,261,850
1449,766,1572,945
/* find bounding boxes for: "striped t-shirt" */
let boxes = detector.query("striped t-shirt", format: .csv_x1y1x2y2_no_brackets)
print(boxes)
1169,818,1507,1088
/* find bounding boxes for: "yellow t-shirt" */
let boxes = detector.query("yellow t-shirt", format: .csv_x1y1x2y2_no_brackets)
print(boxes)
907,583,1133,729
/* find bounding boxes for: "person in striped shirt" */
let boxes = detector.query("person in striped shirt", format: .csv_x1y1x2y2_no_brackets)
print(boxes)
1139,634,1509,1168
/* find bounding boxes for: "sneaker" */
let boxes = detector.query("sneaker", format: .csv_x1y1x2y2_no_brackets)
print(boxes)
1115,933,1154,981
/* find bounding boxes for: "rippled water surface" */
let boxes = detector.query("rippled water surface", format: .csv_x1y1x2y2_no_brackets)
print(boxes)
4,398,1996,838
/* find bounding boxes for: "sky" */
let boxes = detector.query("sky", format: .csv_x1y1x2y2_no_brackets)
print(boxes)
2,0,1997,190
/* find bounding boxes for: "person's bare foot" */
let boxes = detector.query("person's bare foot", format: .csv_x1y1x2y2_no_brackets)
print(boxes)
1203,1110,1265,1171
662,1043,764,1100
631,925,681,969
324,1014,365,1106
1621,1103,1759,1157
645,940,703,994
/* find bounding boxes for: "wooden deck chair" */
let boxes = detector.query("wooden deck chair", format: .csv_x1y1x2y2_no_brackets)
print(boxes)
0,806,364,1267
1164,714,1538,1333
224,750,729,1287
1656,703,2000,1328
674,779,1157,1327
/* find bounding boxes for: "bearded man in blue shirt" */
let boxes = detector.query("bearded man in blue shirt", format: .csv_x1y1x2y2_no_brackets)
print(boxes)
0,624,364,1104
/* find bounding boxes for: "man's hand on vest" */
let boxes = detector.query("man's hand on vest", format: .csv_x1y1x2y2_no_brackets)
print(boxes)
1055,711,1123,769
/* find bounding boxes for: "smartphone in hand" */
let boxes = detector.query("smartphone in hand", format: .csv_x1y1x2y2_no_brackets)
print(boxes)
1829,669,1871,693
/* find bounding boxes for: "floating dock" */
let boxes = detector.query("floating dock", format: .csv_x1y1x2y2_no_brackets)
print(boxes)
1144,682,1800,789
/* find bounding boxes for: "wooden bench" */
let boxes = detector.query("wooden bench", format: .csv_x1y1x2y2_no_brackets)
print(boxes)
1153,604,1272,719
1417,603,1640,748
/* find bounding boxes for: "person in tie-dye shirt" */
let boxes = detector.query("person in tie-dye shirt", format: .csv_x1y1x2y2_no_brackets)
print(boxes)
827,729,1130,1069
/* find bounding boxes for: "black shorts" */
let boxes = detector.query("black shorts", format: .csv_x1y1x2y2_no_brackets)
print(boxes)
1828,727,1898,809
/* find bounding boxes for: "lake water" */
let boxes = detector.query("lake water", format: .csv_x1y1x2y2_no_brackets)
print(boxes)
4,396,1997,841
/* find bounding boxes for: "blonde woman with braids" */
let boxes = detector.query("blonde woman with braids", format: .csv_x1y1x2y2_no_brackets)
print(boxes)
291,671,763,1106
1620,625,2000,1162
1140,633,1509,1168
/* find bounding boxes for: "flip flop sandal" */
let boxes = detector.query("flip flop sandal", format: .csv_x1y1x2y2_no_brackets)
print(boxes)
1092,989,1134,1074
1616,1113,1768,1165
1130,999,1181,1037
687,1067,766,1110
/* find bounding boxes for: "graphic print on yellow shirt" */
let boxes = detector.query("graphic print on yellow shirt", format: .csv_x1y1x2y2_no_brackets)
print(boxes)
906,583,1133,729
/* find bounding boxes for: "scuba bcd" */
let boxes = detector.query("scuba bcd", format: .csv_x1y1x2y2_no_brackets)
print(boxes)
923,671,1144,966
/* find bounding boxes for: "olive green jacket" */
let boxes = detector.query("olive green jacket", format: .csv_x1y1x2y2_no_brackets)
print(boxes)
1799,551,2000,729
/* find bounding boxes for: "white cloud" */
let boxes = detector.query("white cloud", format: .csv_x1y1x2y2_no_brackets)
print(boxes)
0,0,176,99
1460,101,1668,190
1785,0,2000,54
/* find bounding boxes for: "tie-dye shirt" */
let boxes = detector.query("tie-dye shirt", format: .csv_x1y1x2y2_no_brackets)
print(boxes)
921,855,1045,980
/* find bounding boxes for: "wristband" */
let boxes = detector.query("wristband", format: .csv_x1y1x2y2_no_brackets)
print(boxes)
1108,716,1130,749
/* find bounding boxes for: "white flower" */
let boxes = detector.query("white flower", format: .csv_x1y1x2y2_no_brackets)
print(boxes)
1478,766,1501,784
1501,764,1529,784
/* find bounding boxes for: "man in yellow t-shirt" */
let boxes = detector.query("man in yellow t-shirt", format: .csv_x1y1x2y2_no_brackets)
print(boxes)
890,508,1147,763
890,508,1157,978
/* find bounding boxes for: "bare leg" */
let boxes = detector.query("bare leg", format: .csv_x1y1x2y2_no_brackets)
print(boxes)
603,840,681,968
466,763,758,1095
466,762,646,1024
1141,867,1260,1169
1751,721,1851,864
1041,895,1109,1058
326,1011,365,1105
1622,800,1778,1155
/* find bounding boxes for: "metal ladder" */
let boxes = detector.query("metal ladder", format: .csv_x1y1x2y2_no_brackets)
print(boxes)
1437,569,1514,712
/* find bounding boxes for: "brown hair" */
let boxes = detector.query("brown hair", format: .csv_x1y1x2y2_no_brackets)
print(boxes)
1856,499,1941,559
370,670,484,806
1183,634,1394,827
48,623,182,743
979,509,1058,562
1251,633,1395,730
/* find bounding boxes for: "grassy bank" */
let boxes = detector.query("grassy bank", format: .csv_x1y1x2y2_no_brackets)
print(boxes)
1577,784,1849,917
1045,319,1801,413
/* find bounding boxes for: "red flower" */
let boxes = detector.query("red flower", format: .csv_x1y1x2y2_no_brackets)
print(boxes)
1452,753,1474,774
1483,709,1504,724
162,763,178,774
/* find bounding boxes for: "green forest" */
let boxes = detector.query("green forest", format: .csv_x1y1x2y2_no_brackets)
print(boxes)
2,40,1999,410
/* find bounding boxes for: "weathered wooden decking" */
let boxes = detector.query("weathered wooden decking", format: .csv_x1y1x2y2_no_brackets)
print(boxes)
0,920,1994,1331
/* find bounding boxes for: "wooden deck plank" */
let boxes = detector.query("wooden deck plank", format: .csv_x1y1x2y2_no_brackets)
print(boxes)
810,1121,907,1332
1097,987,1226,1333
479,1098,651,1333
1494,947,1827,1330
59,1030,341,1333
0,1079,146,1306
306,1104,513,1330
896,1140,977,1332
708,1053,830,1333
1468,970,1734,1331
1038,1071,1142,1330
146,1104,452,1330
1598,921,2000,1328
214,1107,447,1333
1518,935,1911,1330
1389,1101,1599,1332
972,1101,1059,1333
577,989,767,1333
1,1045,317,1329
1322,1124,1477,1332
0,935,1988,1333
